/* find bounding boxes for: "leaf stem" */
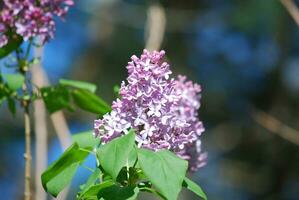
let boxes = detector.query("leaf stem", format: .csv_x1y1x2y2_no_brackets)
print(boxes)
126,159,130,185
133,158,138,168
79,148,96,155
82,165,95,173
16,44,32,200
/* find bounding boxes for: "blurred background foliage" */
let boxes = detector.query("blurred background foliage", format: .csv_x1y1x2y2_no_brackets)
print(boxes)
1,0,299,199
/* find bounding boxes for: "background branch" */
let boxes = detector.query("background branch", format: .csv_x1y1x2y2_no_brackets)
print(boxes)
281,0,299,26
145,3,166,51
32,46,47,200
38,68,72,200
252,110,299,146
31,46,72,200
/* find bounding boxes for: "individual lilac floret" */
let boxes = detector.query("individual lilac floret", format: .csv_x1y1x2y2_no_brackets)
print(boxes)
94,49,206,171
0,0,74,47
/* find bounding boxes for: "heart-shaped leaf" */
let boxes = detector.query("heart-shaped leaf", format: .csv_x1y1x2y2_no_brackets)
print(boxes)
137,149,188,200
97,130,136,180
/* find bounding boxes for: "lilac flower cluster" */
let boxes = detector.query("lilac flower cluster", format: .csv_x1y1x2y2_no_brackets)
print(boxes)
94,50,206,171
0,0,74,47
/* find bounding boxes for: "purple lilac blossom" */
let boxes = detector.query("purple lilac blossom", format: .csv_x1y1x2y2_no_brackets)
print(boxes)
0,0,74,47
94,49,206,171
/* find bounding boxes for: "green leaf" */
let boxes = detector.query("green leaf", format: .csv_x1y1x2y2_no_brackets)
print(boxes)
97,130,136,180
182,177,207,200
41,143,90,197
0,86,6,108
0,33,23,59
79,168,101,195
97,185,139,200
137,149,188,200
41,85,73,114
72,131,100,150
7,97,16,116
138,186,166,200
47,163,79,197
79,180,114,200
3,73,25,91
79,181,139,200
128,148,138,167
116,167,129,185
72,89,111,116
59,79,97,93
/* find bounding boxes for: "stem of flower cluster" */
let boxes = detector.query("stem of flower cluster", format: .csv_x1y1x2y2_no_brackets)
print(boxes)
23,92,32,200
16,46,32,200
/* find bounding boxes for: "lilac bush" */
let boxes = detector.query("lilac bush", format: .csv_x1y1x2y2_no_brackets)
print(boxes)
1,0,208,198
94,49,206,171
0,0,74,47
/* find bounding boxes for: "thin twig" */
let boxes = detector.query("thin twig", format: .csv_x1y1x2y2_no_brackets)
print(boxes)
32,46,47,200
252,110,299,146
145,3,166,51
16,47,32,200
281,0,299,26
23,97,32,200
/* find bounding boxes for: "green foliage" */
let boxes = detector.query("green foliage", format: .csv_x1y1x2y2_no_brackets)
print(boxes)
40,79,111,116
79,181,139,200
0,73,23,116
3,73,25,91
72,131,100,150
59,79,97,93
137,149,188,200
42,127,207,200
97,130,136,180
79,168,101,195
1,17,208,200
0,81,6,107
41,85,73,114
41,143,90,197
7,97,16,115
138,185,166,200
78,180,114,200
96,185,139,200
28,78,208,200
0,91,5,107
0,33,23,59
183,177,207,200
72,89,111,116
59,78,111,115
